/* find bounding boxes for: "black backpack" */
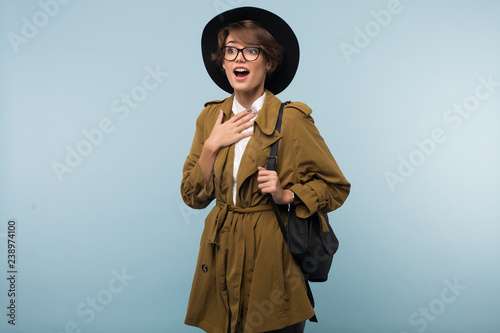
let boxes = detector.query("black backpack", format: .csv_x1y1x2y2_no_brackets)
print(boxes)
267,102,340,322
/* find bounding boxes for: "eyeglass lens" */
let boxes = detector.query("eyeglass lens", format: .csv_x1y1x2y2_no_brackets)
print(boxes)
223,47,260,61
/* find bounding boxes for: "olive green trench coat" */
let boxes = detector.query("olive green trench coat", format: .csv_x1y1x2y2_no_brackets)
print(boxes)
181,91,350,333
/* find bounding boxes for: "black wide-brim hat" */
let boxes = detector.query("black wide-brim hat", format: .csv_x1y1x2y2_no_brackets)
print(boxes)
202,6,300,95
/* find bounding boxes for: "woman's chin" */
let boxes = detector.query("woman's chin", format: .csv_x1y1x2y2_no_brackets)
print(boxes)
230,81,265,95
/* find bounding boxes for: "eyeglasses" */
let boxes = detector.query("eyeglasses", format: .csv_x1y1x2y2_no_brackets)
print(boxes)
221,46,262,61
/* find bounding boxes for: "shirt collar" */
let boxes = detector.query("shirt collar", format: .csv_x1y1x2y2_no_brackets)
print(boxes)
232,91,267,115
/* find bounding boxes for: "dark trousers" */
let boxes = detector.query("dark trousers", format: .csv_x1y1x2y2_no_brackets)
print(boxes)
227,320,306,333
265,321,306,332
227,311,306,333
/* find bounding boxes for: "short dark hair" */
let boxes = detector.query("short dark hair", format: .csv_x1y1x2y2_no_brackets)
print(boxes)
211,20,283,76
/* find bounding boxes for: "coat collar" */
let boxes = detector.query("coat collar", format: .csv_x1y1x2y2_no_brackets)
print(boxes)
220,89,282,136
255,90,282,136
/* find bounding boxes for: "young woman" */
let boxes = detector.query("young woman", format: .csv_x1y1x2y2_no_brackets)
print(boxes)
181,7,350,333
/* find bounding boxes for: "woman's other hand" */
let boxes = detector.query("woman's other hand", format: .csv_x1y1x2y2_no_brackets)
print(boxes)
257,166,293,204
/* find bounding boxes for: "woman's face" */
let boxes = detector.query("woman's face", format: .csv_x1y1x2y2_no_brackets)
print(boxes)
222,34,270,96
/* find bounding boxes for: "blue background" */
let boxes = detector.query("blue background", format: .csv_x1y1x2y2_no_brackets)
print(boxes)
1,0,499,332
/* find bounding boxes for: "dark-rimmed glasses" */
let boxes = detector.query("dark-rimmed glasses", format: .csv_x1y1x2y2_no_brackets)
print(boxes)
221,46,262,61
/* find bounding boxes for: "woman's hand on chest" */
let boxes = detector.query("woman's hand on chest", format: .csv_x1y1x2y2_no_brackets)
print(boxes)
205,109,255,153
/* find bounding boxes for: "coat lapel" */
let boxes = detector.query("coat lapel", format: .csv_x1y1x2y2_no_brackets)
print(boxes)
236,91,283,204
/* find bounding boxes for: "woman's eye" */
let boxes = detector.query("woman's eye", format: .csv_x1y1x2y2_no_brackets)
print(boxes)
226,47,237,54
247,48,258,54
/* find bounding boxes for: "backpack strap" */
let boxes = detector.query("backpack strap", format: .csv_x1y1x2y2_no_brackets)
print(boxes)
267,101,290,243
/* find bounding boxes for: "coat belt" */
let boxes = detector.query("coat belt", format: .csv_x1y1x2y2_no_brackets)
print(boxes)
207,201,276,246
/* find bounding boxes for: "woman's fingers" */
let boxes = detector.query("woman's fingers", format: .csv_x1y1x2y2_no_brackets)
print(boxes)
207,110,256,150
230,110,251,121
257,167,279,192
220,111,255,134
232,111,256,126
238,130,254,140
237,119,254,132
230,112,255,138
256,166,291,205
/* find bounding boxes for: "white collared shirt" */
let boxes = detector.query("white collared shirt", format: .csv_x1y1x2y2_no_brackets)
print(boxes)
232,92,266,205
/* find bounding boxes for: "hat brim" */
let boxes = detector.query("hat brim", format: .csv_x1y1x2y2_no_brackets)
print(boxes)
202,6,299,95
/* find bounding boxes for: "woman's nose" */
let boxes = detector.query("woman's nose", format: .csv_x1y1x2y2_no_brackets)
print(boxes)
235,50,246,62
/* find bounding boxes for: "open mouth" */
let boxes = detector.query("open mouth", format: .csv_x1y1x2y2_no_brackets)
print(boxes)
234,68,250,79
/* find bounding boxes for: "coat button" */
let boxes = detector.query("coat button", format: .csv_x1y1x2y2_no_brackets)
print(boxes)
201,264,208,273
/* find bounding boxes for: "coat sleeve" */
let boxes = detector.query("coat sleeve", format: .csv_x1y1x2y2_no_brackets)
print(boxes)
180,106,216,209
285,102,351,219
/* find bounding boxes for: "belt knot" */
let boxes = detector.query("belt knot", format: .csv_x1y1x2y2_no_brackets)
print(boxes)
206,201,274,245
